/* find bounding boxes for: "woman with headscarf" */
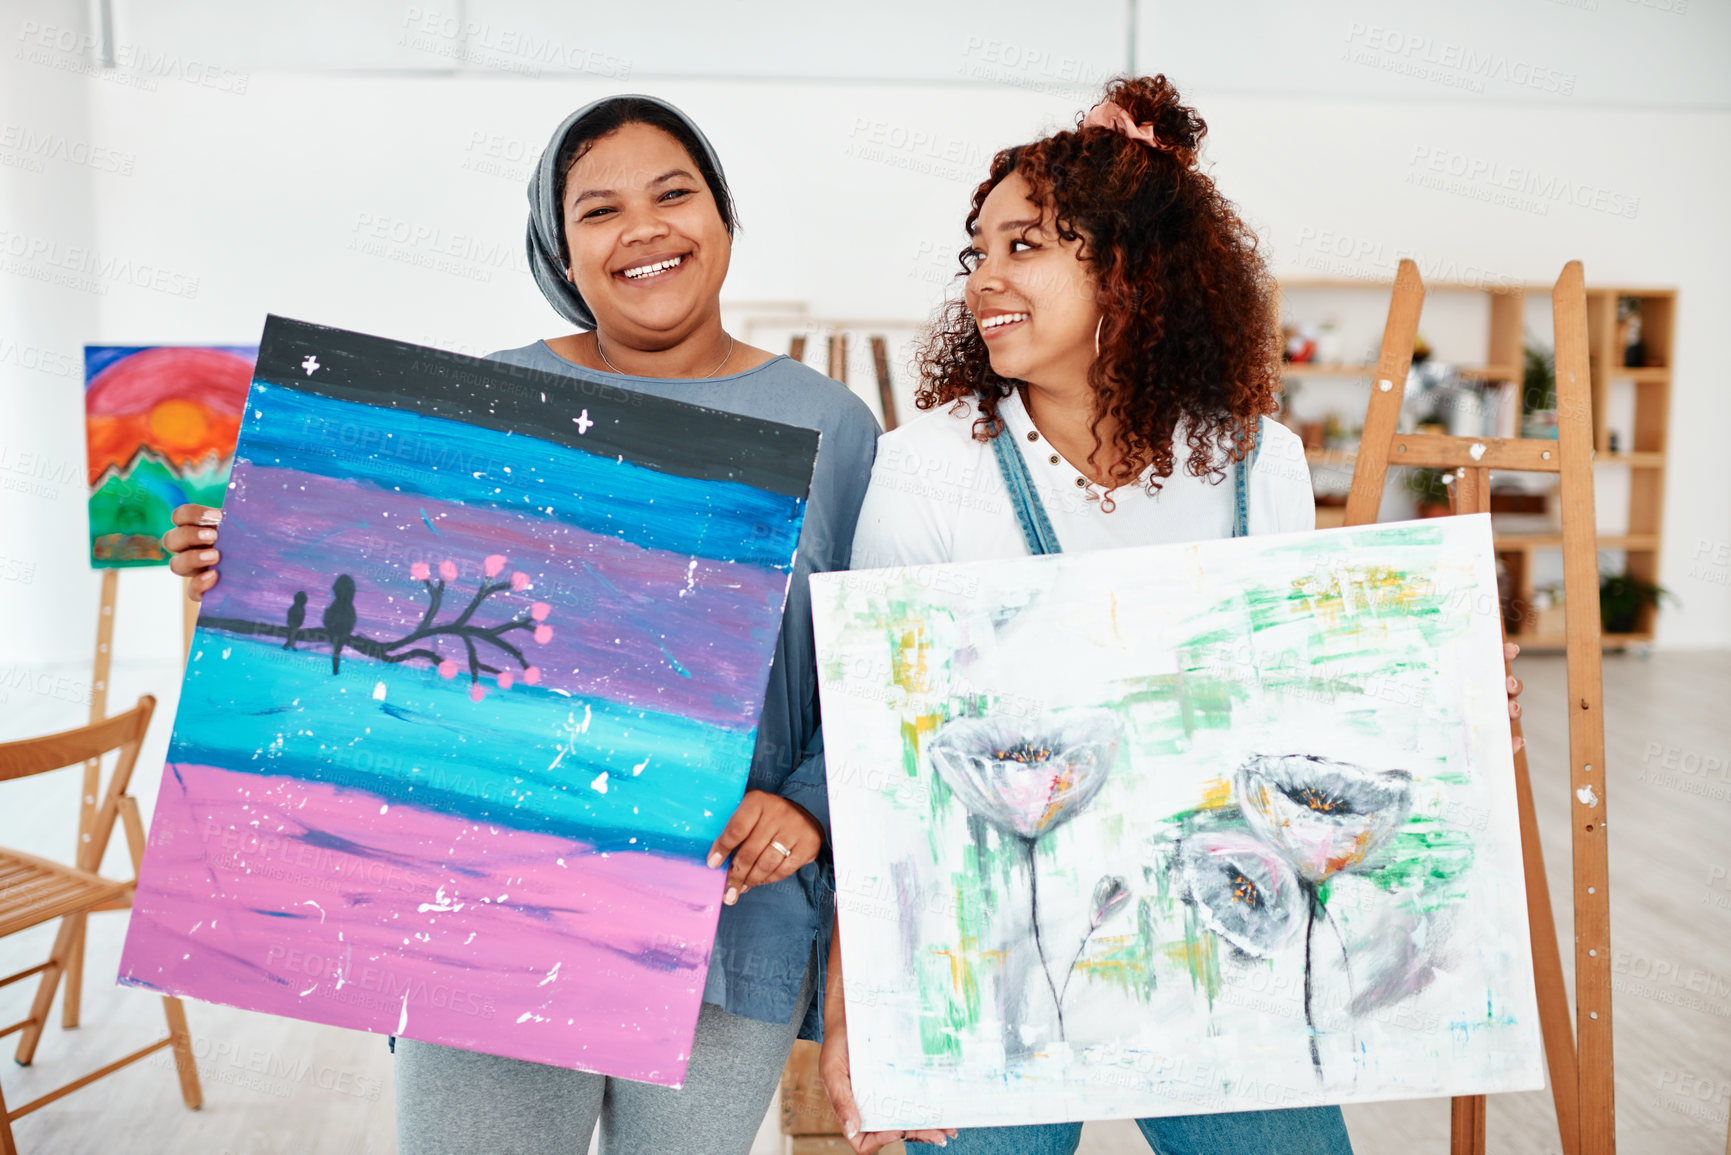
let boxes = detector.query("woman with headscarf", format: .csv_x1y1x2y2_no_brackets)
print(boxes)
164,94,886,1155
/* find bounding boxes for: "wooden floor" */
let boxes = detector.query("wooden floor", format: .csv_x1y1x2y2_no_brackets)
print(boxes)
4,650,1728,1154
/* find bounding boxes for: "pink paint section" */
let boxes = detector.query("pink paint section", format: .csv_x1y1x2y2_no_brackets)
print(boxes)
119,763,723,1086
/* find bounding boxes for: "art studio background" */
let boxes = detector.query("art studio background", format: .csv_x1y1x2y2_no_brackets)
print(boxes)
2,1,1729,1153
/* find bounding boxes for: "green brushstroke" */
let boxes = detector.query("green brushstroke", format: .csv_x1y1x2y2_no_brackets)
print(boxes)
1366,817,1478,911
1178,904,1224,1004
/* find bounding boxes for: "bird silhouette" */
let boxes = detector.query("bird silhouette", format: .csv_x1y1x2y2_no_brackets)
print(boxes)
322,575,358,674
283,591,307,650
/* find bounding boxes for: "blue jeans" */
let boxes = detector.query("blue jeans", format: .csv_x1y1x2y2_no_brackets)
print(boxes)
908,1105,1352,1154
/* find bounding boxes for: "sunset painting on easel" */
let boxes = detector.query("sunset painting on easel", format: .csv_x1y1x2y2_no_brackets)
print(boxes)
84,345,256,566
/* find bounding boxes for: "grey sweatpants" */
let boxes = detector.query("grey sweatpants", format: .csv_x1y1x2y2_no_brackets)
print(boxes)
395,952,815,1155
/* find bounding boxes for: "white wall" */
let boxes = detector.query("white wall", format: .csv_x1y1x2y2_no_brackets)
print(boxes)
0,0,110,677
2,0,1727,671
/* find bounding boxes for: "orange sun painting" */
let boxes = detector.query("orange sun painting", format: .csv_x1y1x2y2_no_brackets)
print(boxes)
84,345,257,567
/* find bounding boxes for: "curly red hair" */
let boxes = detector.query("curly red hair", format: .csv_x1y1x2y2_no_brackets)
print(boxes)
914,75,1280,490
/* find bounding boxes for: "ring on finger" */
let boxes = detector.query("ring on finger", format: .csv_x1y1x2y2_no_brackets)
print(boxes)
771,840,792,857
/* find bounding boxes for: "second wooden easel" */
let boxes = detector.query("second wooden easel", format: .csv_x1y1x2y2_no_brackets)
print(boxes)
61,572,200,1031
1343,259,1614,1155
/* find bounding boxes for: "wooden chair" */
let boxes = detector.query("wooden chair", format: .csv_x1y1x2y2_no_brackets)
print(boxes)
0,696,200,1153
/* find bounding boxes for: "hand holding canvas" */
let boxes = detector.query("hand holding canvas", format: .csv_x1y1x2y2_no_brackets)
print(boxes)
820,921,957,1152
707,791,823,904
164,503,225,598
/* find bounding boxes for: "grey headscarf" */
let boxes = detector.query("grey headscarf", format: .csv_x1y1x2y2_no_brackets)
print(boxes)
525,94,732,330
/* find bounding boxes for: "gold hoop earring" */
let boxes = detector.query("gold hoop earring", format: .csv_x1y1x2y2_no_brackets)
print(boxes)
1094,317,1104,358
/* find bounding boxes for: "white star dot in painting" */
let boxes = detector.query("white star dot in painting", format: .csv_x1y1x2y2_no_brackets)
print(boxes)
301,355,320,375
573,409,593,435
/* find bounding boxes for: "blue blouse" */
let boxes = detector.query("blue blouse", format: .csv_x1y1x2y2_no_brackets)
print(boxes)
487,341,879,1042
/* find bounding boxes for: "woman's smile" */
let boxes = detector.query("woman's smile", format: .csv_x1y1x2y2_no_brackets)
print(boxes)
978,309,1031,339
615,251,690,284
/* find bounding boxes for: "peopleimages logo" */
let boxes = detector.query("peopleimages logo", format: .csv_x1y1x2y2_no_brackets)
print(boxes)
0,229,200,298
0,124,135,175
1343,23,1578,96
1406,146,1640,219
1289,226,1524,291
398,8,631,79
956,35,1112,96
346,212,528,284
16,20,250,94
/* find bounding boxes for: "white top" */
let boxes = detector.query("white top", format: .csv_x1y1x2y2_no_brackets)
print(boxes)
851,390,1315,568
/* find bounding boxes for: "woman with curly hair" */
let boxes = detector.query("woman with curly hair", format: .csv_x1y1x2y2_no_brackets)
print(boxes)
817,74,1348,1154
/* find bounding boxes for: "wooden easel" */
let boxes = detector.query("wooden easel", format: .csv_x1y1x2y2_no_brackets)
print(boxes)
788,331,902,431
1343,259,1613,1155
62,571,200,1029
869,336,900,431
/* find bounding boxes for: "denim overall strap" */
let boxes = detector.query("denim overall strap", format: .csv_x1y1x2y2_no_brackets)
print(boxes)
994,416,1261,550
990,424,1063,556
1232,417,1264,539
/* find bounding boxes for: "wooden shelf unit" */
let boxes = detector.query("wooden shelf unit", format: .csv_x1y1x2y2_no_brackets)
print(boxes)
1581,286,1674,646
1278,278,1675,649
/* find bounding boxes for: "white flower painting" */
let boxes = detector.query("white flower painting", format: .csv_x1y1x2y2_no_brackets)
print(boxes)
812,516,1546,1130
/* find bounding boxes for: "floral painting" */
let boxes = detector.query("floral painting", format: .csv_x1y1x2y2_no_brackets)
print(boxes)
119,317,818,1087
811,516,1545,1128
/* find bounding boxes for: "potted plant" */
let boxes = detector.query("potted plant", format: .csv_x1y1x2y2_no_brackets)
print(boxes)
1402,468,1454,518
1617,297,1645,368
1521,341,1558,440
1598,573,1673,634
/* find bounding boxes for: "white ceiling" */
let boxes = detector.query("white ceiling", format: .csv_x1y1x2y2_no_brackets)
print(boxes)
107,0,1129,88
101,0,1731,107
1140,0,1731,108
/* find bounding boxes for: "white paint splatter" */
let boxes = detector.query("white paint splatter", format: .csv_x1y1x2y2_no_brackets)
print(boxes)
300,899,326,923
397,990,411,1034
380,804,389,815
632,756,649,777
590,771,609,794
539,961,561,987
549,706,594,772
373,681,387,701
463,932,476,945
418,885,464,913
1576,784,1599,808
300,983,318,997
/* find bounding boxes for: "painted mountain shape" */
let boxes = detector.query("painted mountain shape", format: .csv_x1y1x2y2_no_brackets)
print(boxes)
89,449,232,566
